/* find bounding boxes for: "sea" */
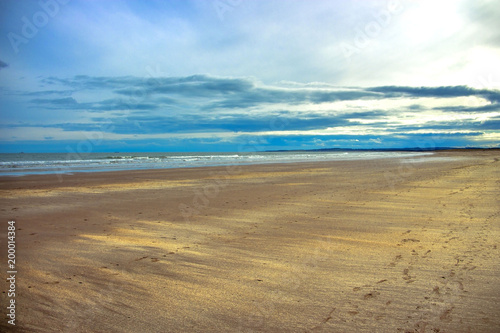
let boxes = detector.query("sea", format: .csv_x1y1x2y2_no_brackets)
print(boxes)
0,151,433,177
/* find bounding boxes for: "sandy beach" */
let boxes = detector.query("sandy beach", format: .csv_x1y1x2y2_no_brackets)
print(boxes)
0,150,499,332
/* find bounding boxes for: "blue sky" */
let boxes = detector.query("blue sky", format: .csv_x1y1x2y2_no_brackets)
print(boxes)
1,0,499,153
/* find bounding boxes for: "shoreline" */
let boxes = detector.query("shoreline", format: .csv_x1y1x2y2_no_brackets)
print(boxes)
0,149,473,185
2,148,497,179
1,150,499,332
0,150,440,178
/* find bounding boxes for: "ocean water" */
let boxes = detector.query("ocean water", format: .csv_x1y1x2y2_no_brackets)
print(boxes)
0,151,432,176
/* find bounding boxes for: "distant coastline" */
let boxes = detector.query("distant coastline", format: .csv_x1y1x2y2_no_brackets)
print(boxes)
266,147,500,153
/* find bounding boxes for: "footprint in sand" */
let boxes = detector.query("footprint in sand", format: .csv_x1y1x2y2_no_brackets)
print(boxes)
363,291,380,299
439,307,454,322
401,238,420,243
402,268,415,283
44,281,60,285
389,254,403,267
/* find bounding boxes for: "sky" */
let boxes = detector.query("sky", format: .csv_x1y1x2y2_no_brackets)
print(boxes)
0,0,499,153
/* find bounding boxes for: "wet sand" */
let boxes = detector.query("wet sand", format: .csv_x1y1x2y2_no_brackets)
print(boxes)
0,150,499,332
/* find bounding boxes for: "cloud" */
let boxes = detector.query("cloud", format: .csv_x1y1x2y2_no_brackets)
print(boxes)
31,97,78,106
42,75,387,114
41,75,145,90
1,0,500,153
29,96,158,111
478,117,500,130
463,0,500,47
46,111,363,135
23,90,74,97
367,85,500,102
3,74,500,151
436,103,500,113
42,76,500,111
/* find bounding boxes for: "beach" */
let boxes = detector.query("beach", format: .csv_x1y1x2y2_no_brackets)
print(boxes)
1,150,499,332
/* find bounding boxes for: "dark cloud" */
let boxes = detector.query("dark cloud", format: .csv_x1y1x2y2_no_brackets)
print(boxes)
31,97,78,106
23,90,74,97
367,85,500,101
477,117,500,130
436,103,500,113
204,88,380,110
29,97,158,111
91,99,159,111
336,110,389,119
42,75,142,89
0,60,8,70
44,75,254,94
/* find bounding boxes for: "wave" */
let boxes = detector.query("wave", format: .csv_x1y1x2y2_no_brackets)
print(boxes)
0,151,433,176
